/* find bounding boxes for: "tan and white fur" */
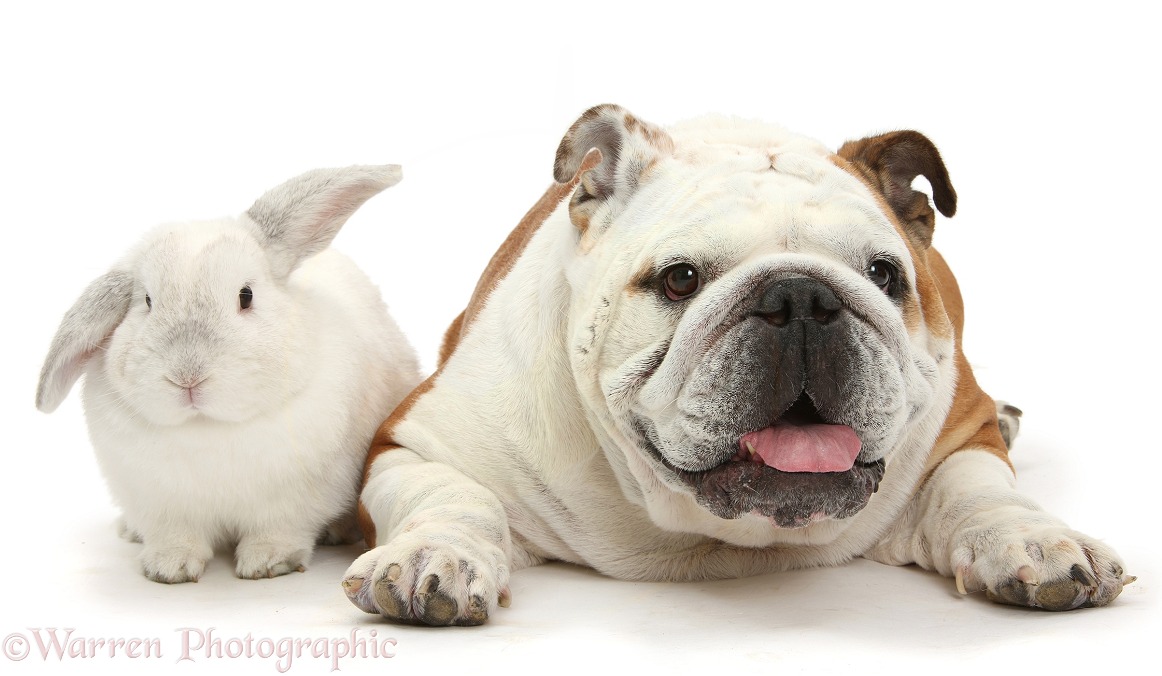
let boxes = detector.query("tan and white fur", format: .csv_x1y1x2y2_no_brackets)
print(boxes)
344,106,1130,624
37,165,422,583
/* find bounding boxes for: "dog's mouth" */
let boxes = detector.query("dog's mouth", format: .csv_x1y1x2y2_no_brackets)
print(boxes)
640,393,885,529
731,393,864,473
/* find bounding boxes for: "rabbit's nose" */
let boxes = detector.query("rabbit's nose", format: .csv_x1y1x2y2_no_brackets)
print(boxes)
167,374,207,390
167,362,208,390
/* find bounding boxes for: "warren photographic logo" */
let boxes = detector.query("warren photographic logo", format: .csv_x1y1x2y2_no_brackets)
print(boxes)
4,627,396,672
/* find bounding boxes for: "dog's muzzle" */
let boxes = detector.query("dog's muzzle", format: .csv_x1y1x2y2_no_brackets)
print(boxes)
636,275,894,528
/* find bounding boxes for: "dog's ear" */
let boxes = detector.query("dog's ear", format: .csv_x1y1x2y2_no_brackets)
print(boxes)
553,104,674,232
837,131,956,250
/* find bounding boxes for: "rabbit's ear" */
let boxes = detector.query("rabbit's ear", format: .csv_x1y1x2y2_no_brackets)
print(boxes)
246,165,402,280
37,270,134,412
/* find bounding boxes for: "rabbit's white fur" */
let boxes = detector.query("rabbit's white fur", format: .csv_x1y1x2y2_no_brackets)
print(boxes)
37,165,422,583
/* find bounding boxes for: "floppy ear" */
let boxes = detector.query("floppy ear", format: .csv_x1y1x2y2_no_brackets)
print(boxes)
246,164,402,281
36,270,134,412
553,104,674,232
837,131,956,250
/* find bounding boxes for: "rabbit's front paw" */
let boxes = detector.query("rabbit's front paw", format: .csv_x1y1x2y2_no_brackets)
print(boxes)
235,537,312,579
117,517,143,543
318,515,361,546
142,541,212,583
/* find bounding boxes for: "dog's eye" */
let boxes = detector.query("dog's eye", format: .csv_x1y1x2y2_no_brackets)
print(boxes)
866,259,897,293
663,264,700,301
145,293,152,311
239,286,253,310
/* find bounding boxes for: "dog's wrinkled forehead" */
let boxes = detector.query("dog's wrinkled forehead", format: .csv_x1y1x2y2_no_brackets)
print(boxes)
556,105,952,259
668,114,836,168
605,117,909,277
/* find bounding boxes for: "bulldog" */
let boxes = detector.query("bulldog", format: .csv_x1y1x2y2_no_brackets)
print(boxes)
342,105,1131,625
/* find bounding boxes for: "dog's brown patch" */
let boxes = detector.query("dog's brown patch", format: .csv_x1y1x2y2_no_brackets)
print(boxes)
437,311,465,369
442,148,603,359
356,500,381,550
554,106,610,183
835,131,956,251
923,349,1012,479
920,248,1012,478
627,258,658,296
831,154,951,341
623,111,676,156
831,152,1008,482
357,375,440,546
925,248,964,337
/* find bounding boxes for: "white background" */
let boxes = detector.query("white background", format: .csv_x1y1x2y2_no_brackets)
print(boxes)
1,1,1158,674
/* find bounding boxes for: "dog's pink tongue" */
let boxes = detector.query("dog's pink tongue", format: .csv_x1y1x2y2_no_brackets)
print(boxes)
741,423,862,473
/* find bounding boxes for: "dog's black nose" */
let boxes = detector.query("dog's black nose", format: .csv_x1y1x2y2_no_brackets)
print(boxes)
755,277,842,326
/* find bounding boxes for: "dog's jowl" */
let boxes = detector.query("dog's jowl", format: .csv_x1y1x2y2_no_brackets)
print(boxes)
343,105,1131,625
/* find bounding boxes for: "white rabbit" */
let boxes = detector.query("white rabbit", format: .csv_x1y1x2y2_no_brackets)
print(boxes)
35,165,422,583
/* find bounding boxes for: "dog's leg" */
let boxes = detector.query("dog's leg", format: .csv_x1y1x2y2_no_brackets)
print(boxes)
866,448,1132,610
994,401,1022,449
342,448,512,626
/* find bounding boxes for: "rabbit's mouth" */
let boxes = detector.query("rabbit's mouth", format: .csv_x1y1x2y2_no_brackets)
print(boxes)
166,376,207,410
183,387,204,409
152,379,272,425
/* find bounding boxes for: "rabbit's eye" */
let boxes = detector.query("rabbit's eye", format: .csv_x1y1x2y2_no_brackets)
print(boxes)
145,294,152,311
239,286,253,310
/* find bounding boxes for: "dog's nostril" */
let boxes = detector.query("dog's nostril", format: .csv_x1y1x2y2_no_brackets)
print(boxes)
762,306,790,327
754,293,790,326
811,299,839,324
755,277,843,325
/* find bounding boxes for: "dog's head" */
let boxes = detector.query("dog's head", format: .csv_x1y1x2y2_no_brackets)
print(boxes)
558,105,959,546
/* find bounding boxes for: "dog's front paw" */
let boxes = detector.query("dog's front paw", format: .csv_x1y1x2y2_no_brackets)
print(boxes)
142,542,212,584
952,507,1133,610
341,532,510,626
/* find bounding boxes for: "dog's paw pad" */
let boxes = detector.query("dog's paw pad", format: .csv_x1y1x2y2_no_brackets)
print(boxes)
954,516,1129,610
343,534,508,626
415,574,462,625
